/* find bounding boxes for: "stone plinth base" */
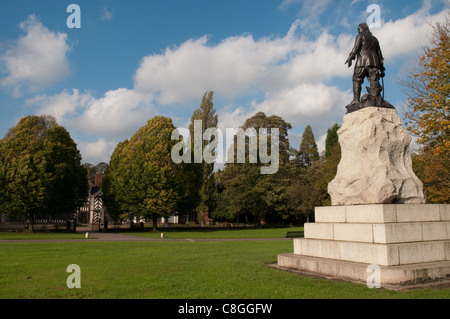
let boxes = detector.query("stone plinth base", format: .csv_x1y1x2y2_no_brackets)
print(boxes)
275,255,450,289
277,204,450,288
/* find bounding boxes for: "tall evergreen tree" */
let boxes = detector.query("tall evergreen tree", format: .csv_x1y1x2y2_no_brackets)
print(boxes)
298,125,319,166
325,123,341,159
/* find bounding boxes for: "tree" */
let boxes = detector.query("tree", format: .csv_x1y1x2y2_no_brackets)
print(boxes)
325,123,341,159
103,116,196,231
401,14,449,203
102,141,129,222
213,112,292,224
42,125,89,218
284,123,342,223
0,115,88,230
284,162,316,223
298,125,319,166
189,91,218,221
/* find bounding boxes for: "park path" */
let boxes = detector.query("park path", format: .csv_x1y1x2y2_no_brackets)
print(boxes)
0,232,291,243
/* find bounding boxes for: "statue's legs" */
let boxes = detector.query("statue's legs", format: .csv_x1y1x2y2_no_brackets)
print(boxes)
353,67,382,102
367,67,381,91
352,68,365,103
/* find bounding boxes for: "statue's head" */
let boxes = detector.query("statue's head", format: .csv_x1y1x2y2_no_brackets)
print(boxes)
358,23,370,34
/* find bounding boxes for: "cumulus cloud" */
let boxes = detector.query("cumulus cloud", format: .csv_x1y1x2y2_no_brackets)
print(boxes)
372,4,448,60
133,21,353,106
29,88,155,139
24,2,448,165
73,88,154,137
78,138,117,164
254,83,351,125
134,34,290,105
0,15,71,96
28,89,92,122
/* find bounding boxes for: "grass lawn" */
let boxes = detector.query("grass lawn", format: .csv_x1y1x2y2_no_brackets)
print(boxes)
1,239,450,299
126,227,303,239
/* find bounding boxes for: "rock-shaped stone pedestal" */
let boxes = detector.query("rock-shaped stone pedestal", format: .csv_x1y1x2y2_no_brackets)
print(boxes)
328,107,426,206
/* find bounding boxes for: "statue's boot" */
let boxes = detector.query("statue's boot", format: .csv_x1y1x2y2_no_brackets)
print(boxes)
352,82,362,105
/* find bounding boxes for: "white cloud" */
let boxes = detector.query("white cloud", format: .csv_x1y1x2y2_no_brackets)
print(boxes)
279,0,331,19
0,15,71,96
100,7,114,21
29,88,155,139
373,3,448,60
73,88,154,138
24,2,448,165
316,133,327,154
122,3,447,117
254,83,351,126
133,34,291,105
29,89,93,123
78,138,117,164
217,105,253,132
133,21,353,106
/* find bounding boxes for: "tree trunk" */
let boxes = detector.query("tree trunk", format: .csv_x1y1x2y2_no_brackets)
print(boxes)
152,214,158,232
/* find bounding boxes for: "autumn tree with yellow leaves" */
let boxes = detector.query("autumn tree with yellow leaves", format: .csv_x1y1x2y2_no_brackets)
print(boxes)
402,14,449,203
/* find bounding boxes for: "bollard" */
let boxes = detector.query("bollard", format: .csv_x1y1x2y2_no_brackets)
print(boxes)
85,232,89,239
161,233,164,239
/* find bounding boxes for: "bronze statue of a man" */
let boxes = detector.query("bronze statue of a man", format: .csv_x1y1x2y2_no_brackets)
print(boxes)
345,23,394,113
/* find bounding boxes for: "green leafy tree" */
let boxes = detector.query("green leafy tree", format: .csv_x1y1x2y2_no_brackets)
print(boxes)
102,140,129,222
285,123,342,223
214,112,292,224
103,116,197,231
0,115,88,230
284,162,316,223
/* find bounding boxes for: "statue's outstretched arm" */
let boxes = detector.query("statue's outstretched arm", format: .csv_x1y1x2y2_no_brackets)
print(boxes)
345,34,362,68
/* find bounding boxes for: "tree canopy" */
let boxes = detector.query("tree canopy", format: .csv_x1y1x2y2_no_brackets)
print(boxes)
0,115,88,228
103,116,201,230
402,14,449,203
214,112,293,224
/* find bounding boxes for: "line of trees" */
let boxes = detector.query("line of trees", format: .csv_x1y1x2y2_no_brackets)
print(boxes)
213,117,341,225
1,17,447,229
102,92,342,227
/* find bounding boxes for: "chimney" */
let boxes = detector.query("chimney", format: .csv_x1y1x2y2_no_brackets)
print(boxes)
94,174,103,187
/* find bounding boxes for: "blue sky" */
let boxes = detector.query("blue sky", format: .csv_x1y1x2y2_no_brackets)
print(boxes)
0,0,448,164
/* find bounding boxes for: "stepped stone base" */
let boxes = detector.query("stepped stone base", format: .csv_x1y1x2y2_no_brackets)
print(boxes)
277,204,450,288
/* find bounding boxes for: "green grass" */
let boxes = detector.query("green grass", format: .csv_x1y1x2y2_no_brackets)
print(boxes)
1,240,449,299
126,227,303,239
